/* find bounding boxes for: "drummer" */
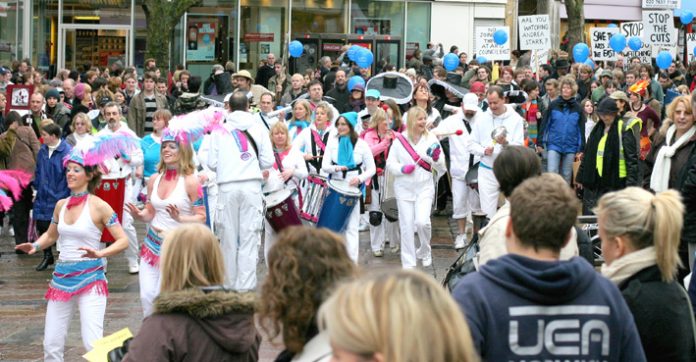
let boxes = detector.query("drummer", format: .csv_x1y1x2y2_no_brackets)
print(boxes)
322,112,376,262
386,107,447,269
262,122,308,261
288,99,312,141
293,101,336,175
361,107,399,257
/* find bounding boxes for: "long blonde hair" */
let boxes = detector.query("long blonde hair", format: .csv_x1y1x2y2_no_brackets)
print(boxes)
368,107,387,130
595,187,684,282
269,121,291,150
660,95,693,136
406,106,428,143
318,270,479,362
157,141,195,176
159,224,225,293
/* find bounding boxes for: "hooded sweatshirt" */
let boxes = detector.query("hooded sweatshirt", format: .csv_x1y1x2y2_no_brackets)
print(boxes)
453,254,646,362
467,104,525,169
123,288,260,362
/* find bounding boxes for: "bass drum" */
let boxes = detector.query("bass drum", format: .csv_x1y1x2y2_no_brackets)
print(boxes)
380,168,398,222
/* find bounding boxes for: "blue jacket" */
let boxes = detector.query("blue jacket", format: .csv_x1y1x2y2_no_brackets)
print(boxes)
541,97,586,154
453,255,646,362
33,141,72,221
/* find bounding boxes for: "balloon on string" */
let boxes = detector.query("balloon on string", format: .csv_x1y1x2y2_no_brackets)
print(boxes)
607,23,618,28
681,11,694,25
477,56,488,64
584,58,595,70
443,53,459,71
656,51,673,70
347,76,365,92
493,29,508,45
355,48,374,68
609,33,627,53
572,43,590,63
628,36,642,51
288,41,304,58
347,45,361,61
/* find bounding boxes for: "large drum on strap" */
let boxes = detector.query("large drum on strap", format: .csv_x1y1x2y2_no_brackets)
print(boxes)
95,177,126,243
264,189,302,233
380,169,398,222
316,180,361,233
301,175,328,223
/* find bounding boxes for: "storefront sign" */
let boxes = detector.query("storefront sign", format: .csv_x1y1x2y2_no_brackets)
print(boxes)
518,15,550,51
475,26,510,61
642,0,681,9
643,10,676,46
186,19,217,62
323,43,343,52
620,21,652,64
590,27,618,61
243,33,274,42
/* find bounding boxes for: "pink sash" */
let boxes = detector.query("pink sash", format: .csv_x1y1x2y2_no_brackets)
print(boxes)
311,129,327,152
394,132,431,172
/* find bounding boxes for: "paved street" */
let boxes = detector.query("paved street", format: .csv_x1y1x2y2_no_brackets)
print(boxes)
0,214,459,361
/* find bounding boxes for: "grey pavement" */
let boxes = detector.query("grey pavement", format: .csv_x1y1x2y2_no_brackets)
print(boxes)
0,213,460,361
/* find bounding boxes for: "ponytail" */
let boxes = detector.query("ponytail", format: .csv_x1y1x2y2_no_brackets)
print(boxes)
651,190,684,282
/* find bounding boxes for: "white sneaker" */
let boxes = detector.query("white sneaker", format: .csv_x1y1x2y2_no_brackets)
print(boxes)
454,234,467,250
128,264,139,274
416,247,426,259
8,227,14,237
422,253,432,267
358,220,369,232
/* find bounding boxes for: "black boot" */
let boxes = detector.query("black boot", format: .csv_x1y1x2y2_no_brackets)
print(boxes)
35,249,54,271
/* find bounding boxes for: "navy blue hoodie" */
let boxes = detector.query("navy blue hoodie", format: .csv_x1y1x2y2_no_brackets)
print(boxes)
453,254,646,362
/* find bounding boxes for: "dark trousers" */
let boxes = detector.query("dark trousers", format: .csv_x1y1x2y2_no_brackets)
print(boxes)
12,186,33,245
36,219,52,257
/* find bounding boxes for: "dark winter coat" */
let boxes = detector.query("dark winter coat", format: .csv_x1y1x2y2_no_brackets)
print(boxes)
123,288,260,362
326,85,351,113
33,141,71,221
619,265,696,362
540,96,586,153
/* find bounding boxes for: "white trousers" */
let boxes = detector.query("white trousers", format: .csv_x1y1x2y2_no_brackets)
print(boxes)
397,190,434,269
368,188,399,252
206,184,219,234
478,167,500,219
216,181,263,291
451,178,481,220
343,202,361,263
139,260,160,318
122,179,139,268
44,290,106,362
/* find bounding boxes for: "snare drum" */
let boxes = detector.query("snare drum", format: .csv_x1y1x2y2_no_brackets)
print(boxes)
316,180,362,233
264,189,302,233
301,175,328,223
95,177,126,243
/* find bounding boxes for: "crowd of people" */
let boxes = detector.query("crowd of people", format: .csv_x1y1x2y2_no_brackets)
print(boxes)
2,40,696,361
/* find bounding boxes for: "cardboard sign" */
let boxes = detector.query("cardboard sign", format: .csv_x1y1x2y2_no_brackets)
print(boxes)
5,84,33,115
590,27,618,61
518,15,550,51
530,49,549,74
687,33,696,63
475,26,510,61
619,21,652,64
643,10,676,46
642,0,681,9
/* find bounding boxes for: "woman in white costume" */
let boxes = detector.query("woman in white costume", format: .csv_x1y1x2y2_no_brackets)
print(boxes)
292,101,335,175
387,107,446,268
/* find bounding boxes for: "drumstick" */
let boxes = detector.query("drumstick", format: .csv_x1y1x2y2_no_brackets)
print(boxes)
432,129,464,137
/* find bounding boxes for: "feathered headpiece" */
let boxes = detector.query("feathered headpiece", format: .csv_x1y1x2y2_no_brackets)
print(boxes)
64,133,140,167
0,170,32,211
161,107,227,145
628,80,649,97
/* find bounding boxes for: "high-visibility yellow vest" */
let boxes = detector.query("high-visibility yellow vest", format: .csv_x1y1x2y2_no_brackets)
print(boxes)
596,120,628,178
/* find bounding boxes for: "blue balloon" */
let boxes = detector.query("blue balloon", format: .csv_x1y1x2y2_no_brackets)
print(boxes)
347,76,365,92
493,29,508,45
584,58,595,70
656,51,673,70
572,43,590,63
681,11,694,24
477,56,488,64
355,48,374,68
347,45,361,61
628,36,642,51
443,53,459,71
289,40,303,58
607,23,618,28
609,33,626,52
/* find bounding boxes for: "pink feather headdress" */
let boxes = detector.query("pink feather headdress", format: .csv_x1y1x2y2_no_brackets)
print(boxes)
64,133,140,167
162,108,227,145
0,170,32,211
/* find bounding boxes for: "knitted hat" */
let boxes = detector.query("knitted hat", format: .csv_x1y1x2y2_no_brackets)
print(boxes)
45,88,60,101
340,112,358,129
470,81,486,94
74,83,86,101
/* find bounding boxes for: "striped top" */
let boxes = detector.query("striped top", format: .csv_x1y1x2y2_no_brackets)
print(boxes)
144,95,158,134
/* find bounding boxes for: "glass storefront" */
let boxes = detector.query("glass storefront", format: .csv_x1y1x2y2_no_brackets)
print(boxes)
406,2,430,61
0,1,22,64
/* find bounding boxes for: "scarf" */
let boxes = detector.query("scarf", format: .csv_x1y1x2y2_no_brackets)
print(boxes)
66,191,89,210
289,120,310,137
601,246,657,286
337,136,356,168
650,125,696,192
164,167,178,181
577,120,623,190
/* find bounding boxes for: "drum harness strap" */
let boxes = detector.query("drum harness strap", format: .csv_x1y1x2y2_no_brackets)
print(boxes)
258,113,270,131
371,134,390,192
273,150,304,211
462,118,475,169
394,132,432,172
308,129,330,173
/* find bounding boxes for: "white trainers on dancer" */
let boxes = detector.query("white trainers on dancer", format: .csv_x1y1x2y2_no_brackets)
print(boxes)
454,234,467,250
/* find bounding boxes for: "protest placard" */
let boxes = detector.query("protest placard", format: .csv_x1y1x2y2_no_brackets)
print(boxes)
475,26,510,61
642,0,681,9
590,27,618,61
619,21,652,64
530,49,549,74
518,15,550,51
643,10,676,46
687,33,696,63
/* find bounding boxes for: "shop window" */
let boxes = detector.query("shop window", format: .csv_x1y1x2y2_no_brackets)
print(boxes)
350,0,404,37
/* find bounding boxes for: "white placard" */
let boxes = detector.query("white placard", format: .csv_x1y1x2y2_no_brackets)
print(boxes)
590,27,619,61
475,26,510,61
619,21,653,64
643,10,677,46
518,15,550,51
642,0,681,9
530,49,549,73
687,33,696,63
652,45,678,59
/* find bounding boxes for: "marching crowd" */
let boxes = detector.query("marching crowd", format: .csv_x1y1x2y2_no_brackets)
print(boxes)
3,41,696,361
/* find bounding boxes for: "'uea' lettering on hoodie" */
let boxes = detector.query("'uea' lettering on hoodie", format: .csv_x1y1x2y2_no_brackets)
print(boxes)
508,305,611,359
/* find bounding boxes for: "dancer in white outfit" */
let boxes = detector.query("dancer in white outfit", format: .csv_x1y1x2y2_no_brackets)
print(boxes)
321,112,376,262
16,148,128,362
386,107,446,268
126,129,206,317
292,102,335,175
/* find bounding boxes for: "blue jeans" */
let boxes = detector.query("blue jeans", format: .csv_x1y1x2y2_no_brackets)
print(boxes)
546,150,575,184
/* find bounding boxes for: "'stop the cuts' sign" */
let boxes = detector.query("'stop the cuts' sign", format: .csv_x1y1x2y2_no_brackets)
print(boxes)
642,10,677,46
475,26,510,61
642,0,681,9
518,15,550,51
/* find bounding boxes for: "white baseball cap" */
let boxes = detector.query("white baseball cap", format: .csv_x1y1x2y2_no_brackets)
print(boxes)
462,93,480,112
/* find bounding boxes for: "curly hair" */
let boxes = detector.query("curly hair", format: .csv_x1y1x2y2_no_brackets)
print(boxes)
257,226,356,354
